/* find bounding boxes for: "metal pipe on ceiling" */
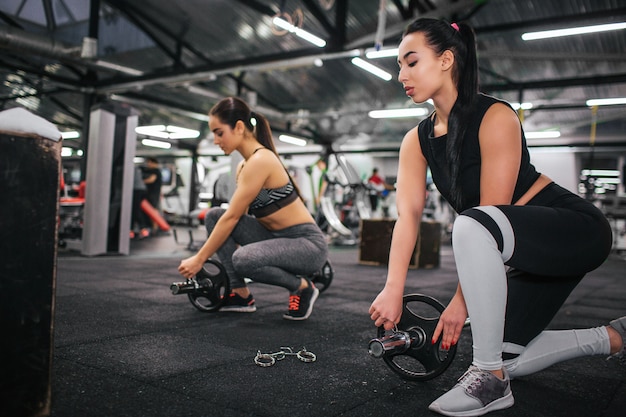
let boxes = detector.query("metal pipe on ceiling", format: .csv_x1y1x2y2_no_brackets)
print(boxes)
0,25,141,80
0,25,80,59
95,48,362,94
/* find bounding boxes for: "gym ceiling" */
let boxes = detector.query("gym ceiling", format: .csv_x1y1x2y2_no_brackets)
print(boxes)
1,0,625,155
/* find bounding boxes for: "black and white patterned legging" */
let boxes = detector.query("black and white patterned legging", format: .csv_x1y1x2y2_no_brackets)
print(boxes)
451,183,613,375
205,207,328,293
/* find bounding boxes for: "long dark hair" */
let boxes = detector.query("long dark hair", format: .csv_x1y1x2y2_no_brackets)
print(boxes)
403,18,478,208
209,96,278,155
209,96,302,198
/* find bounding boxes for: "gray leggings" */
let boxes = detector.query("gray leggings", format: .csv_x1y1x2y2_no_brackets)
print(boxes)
205,208,328,293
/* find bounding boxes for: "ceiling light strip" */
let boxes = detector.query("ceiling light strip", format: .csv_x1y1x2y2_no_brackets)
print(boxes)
351,58,392,81
586,97,626,106
272,17,327,48
525,131,561,139
61,131,80,139
278,134,308,146
366,48,399,59
141,139,171,149
368,108,429,118
522,22,626,41
135,125,200,139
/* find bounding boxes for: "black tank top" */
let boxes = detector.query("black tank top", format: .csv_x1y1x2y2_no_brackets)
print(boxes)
418,93,540,213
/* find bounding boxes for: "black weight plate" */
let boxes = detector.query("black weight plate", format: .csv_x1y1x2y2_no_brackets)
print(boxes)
310,260,333,293
378,293,457,381
187,259,230,312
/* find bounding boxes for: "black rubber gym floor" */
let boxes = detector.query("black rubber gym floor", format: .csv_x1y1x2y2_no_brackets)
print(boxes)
52,227,625,417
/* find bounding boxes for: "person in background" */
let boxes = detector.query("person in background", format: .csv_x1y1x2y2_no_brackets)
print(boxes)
131,165,151,239
178,96,328,320
142,157,163,233
368,17,622,416
309,157,329,232
367,167,394,215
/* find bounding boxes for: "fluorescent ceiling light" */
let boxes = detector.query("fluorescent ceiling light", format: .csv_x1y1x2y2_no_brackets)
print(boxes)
365,48,399,59
272,17,326,48
581,169,620,177
136,125,169,138
368,108,429,118
278,134,307,146
525,131,561,139
61,147,73,157
141,139,172,149
95,60,144,76
595,178,620,184
351,58,392,81
586,97,626,106
166,125,201,139
522,22,626,41
135,125,200,139
511,102,533,110
61,131,80,139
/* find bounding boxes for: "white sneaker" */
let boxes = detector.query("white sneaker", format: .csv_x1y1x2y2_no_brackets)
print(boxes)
428,366,514,416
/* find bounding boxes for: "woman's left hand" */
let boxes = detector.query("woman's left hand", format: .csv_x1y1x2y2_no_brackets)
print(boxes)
178,255,204,279
432,293,468,350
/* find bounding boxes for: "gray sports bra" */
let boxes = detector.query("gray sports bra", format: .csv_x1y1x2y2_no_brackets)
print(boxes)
248,181,298,218
246,147,299,218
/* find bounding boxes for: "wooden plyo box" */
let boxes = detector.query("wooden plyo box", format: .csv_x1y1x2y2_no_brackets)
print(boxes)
358,219,441,269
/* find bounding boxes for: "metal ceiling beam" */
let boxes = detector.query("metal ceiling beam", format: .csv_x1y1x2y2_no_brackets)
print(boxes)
0,9,23,27
0,25,153,88
0,25,80,60
344,0,477,49
103,0,186,66
479,50,626,62
42,0,56,32
330,0,348,51
390,0,412,20
301,0,338,38
94,47,360,93
111,91,210,122
235,0,345,48
483,73,626,92
474,7,626,35
234,0,276,17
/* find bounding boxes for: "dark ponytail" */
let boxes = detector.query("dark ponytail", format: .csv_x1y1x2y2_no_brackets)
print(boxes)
403,18,478,208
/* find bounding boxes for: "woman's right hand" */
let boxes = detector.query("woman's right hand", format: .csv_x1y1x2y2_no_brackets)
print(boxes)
369,286,404,330
178,255,204,280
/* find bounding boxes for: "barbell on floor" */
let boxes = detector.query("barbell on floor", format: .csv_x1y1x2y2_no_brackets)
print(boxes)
369,293,469,381
170,258,334,312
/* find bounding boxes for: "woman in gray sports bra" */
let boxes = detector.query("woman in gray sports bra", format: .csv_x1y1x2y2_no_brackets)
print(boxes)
178,97,328,321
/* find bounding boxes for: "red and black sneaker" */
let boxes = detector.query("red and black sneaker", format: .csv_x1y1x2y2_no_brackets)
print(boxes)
283,280,319,321
220,292,256,313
